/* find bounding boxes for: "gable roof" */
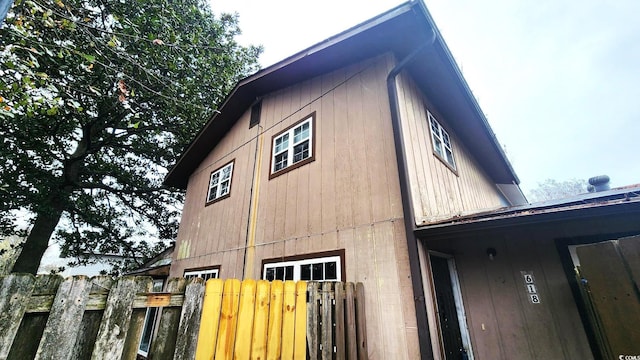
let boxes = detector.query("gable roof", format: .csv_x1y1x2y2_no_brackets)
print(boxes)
164,0,519,189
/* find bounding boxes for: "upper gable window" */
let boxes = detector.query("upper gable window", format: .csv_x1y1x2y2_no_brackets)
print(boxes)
428,111,456,170
206,161,234,204
269,113,315,179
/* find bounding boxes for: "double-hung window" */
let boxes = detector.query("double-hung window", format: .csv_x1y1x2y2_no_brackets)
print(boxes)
262,251,343,282
206,161,234,204
270,113,315,178
428,111,456,170
184,266,220,281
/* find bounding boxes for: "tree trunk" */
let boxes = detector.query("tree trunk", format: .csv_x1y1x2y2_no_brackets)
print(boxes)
12,206,64,274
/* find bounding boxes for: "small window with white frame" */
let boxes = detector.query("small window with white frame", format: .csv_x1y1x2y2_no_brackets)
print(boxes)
428,111,456,170
270,113,315,178
206,161,234,204
184,266,220,281
262,250,343,282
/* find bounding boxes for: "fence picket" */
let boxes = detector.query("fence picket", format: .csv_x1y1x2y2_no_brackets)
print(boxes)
321,282,333,360
355,283,368,360
306,281,320,360
90,276,152,360
267,280,284,360
345,282,357,360
294,281,307,360
0,274,37,358
214,279,241,360
69,276,114,360
35,276,92,360
251,280,271,360
334,282,345,360
150,278,187,360
6,275,63,360
235,279,257,360
282,281,297,360
173,277,206,360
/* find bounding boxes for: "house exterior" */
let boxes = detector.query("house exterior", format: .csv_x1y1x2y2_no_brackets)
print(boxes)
163,1,640,359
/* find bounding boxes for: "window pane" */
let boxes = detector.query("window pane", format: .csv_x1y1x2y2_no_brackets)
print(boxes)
446,149,455,167
275,133,289,153
219,180,230,196
210,172,220,186
312,263,323,280
265,268,275,281
222,166,231,180
430,118,439,134
433,137,443,156
208,186,218,202
285,266,294,280
301,264,311,280
275,267,284,280
293,122,309,143
325,262,337,280
293,141,309,163
442,131,451,147
139,308,158,353
274,152,288,171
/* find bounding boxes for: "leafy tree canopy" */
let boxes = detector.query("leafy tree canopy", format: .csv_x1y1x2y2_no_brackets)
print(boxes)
527,178,588,203
0,0,261,274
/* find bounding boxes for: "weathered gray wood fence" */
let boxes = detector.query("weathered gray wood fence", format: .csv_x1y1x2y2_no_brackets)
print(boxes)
0,274,367,360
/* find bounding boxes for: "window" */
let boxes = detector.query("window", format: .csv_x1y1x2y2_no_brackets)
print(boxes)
206,161,234,204
428,111,456,170
138,278,164,358
262,250,344,282
184,266,220,281
270,113,315,178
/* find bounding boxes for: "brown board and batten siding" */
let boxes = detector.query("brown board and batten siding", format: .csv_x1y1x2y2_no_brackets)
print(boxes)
170,53,421,359
426,226,601,360
395,72,507,226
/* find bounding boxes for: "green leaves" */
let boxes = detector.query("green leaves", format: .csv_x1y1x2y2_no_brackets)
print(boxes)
1,0,261,274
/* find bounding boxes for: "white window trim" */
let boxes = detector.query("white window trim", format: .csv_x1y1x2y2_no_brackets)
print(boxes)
270,115,314,176
263,255,341,282
206,161,234,203
428,111,456,170
184,267,220,281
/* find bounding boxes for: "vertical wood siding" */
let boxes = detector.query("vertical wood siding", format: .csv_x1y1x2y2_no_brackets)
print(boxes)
171,53,419,359
426,231,594,360
396,73,506,225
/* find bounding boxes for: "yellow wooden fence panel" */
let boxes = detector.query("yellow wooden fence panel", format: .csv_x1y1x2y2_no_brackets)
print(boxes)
234,280,257,360
281,281,297,360
195,279,224,360
251,280,271,359
294,281,307,360
266,280,284,360
214,279,241,360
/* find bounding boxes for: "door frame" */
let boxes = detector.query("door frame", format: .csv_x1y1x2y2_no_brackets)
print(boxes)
427,250,475,359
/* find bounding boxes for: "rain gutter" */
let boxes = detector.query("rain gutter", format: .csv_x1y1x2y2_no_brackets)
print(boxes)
386,29,436,360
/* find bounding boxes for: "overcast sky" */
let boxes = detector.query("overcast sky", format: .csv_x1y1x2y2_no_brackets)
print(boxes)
210,0,640,194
